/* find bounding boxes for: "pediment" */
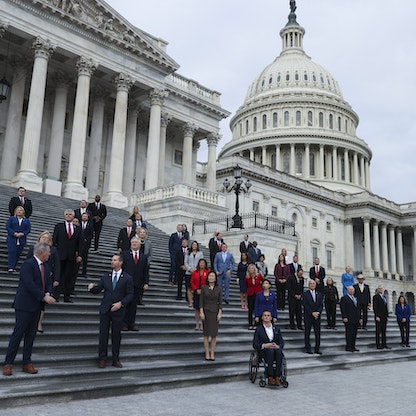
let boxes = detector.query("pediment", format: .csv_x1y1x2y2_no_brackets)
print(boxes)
28,0,179,72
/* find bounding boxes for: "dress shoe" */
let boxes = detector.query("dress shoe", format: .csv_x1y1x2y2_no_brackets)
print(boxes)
268,376,275,385
3,365,12,376
63,298,73,303
121,326,129,331
297,326,303,330
274,377,281,386
290,326,296,330
112,360,123,368
224,299,229,304
22,363,38,374
346,348,354,352
130,325,139,331
406,344,411,347
98,360,106,368
314,350,323,355
305,350,313,354
353,348,360,352
376,346,383,349
383,345,391,350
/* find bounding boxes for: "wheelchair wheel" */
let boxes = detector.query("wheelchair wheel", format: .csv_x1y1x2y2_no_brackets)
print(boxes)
249,350,259,383
259,376,266,388
281,380,289,388
279,354,288,387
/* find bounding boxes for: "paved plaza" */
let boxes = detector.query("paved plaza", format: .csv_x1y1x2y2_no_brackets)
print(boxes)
4,360,415,415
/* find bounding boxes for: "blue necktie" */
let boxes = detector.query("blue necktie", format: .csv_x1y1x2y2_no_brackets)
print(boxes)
112,272,118,290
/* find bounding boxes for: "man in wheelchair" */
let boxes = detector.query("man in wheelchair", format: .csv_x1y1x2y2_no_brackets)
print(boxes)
253,310,285,385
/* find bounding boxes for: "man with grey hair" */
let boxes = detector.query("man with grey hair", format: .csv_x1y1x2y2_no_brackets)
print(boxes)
3,242,56,376
53,209,82,303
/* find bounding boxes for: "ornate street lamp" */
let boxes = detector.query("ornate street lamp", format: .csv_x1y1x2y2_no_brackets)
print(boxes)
223,164,252,229
0,32,11,103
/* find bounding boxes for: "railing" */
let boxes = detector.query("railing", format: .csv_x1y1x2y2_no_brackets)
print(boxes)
192,212,296,235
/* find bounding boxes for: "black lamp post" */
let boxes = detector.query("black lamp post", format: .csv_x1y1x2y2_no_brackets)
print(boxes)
223,164,252,229
0,32,11,103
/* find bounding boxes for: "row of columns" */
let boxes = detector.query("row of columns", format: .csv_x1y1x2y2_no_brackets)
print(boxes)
0,35,221,205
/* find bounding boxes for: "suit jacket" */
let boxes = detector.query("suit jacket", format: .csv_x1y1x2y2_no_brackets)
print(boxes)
90,270,133,314
53,222,82,261
87,202,107,223
6,216,31,246
373,293,389,320
288,262,302,276
120,251,149,287
353,283,371,306
74,208,92,223
340,295,360,324
208,237,223,261
9,196,33,218
253,324,284,351
239,240,252,254
254,291,278,320
302,289,323,320
309,266,326,291
214,251,236,275
247,246,262,263
26,245,61,284
175,247,188,272
117,227,134,252
168,232,184,256
395,304,412,322
13,257,52,312
287,274,304,300
139,239,152,264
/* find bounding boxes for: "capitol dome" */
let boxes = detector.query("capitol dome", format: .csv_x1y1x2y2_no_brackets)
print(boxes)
219,8,372,194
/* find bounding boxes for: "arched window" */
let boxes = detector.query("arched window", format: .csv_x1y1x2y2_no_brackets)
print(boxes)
286,72,290,81
341,158,345,180
329,114,333,129
245,120,249,134
319,112,323,127
262,114,267,129
239,123,242,136
312,74,317,82
283,152,290,173
253,117,257,132
308,111,313,126
273,112,278,127
296,111,301,126
269,76,273,84
277,73,281,82
304,72,308,81
295,72,299,81
310,153,315,176
296,152,302,174
338,116,341,131
284,111,289,126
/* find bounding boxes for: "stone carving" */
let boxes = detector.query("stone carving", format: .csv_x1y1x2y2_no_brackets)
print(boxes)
123,31,136,44
103,18,114,33
0,21,8,38
149,89,169,106
94,12,105,28
290,0,297,13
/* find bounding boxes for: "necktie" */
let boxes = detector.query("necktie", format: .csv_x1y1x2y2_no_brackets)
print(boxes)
82,222,86,230
315,266,318,276
20,197,24,206
127,228,131,238
311,291,316,302
112,272,118,289
67,223,72,238
40,263,45,292
134,252,138,264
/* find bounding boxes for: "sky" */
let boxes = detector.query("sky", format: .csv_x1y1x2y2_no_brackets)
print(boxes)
105,0,416,204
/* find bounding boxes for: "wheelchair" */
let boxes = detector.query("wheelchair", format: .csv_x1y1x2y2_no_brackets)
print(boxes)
249,348,288,388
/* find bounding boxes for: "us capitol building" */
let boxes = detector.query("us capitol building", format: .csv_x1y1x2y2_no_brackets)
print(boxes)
0,1,414,306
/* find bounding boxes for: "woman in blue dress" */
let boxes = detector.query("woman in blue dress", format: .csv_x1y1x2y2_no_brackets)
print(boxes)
341,265,354,296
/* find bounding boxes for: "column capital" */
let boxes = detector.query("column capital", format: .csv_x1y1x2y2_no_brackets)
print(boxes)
0,21,9,38
193,140,200,151
149,88,168,106
361,216,371,223
32,37,56,59
344,218,353,225
76,56,97,76
207,132,221,146
372,219,380,226
161,112,172,128
114,73,134,92
182,122,198,137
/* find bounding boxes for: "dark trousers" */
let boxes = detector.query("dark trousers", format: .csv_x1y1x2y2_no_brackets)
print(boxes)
4,308,40,365
80,241,91,276
325,300,337,327
276,283,286,310
262,348,283,377
289,298,302,328
375,319,387,348
124,287,140,328
358,303,368,328
98,308,125,361
93,221,103,250
344,322,358,350
398,320,410,345
169,253,176,282
176,268,186,298
304,316,321,352
60,259,76,300
247,294,256,326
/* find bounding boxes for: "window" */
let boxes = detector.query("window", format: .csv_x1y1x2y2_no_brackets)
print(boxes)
304,72,308,81
295,72,299,81
253,201,260,212
312,247,318,261
269,76,273,84
326,221,332,232
326,250,332,269
338,116,341,131
308,111,313,126
271,206,278,217
319,112,323,127
310,153,315,176
273,112,278,127
296,111,301,126
262,114,267,129
277,74,281,82
253,117,257,132
174,149,183,166
284,111,289,126
312,74,316,82
283,152,290,173
261,79,265,87
341,158,345,180
286,72,290,81
239,123,242,136
312,217,317,228
296,152,302,174
329,114,333,129
245,120,249,134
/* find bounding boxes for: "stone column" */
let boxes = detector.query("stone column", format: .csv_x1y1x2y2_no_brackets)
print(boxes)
182,122,197,185
365,158,370,189
360,155,365,187
275,144,281,170
63,56,96,200
103,73,134,207
304,143,310,178
44,72,70,195
0,57,28,184
122,101,141,195
13,37,55,191
344,149,350,182
388,225,397,275
362,216,372,272
319,144,324,179
344,218,354,265
145,89,168,190
412,226,416,280
262,146,267,166
396,227,404,276
207,132,220,192
380,222,388,273
158,112,171,186
86,87,107,196
353,152,359,185
192,140,200,187
372,220,381,272
332,146,338,180
290,143,295,175
249,148,255,161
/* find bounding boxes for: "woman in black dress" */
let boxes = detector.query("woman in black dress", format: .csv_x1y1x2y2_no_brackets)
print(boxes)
200,271,222,361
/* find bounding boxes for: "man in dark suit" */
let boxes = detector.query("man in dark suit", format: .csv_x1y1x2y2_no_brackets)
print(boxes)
117,219,134,253
353,273,371,330
373,285,390,349
79,212,93,277
52,209,82,302
87,195,107,252
121,238,149,331
74,199,91,223
88,254,133,368
309,257,325,293
287,268,304,330
239,234,252,254
8,186,33,218
175,239,188,300
247,241,262,264
302,279,323,354
288,255,302,277
168,224,184,285
3,242,56,376
208,231,223,270
340,286,361,352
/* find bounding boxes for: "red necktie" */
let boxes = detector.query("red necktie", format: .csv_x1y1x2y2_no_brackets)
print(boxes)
40,263,45,292
134,252,138,264
127,228,131,238
67,223,72,238
315,266,318,277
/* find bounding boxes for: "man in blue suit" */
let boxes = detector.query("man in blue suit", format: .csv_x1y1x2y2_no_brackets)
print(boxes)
214,243,236,304
88,254,133,369
3,242,56,376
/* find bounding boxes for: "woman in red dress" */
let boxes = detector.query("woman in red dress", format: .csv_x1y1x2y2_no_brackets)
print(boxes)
245,263,264,330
